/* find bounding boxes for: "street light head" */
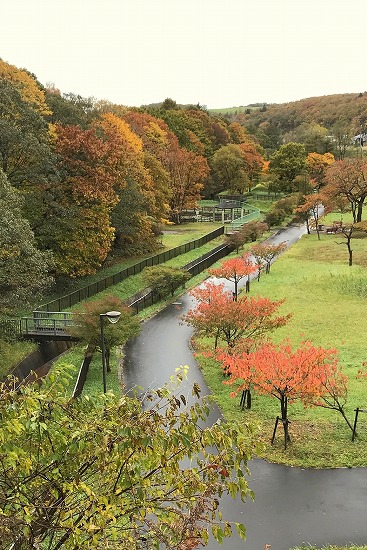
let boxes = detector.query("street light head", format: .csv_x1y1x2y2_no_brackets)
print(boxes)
105,310,121,324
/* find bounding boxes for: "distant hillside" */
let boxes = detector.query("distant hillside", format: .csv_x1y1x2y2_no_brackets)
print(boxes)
211,93,367,154
208,104,269,116
216,93,367,133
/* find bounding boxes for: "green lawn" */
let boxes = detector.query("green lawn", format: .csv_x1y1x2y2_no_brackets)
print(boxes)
245,197,275,212
292,547,367,550
159,221,223,249
0,339,37,379
196,232,367,468
208,105,260,115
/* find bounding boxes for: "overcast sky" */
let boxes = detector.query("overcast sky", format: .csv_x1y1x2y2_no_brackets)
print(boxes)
2,0,367,109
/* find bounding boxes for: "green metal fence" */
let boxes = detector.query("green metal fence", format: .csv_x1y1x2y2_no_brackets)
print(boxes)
225,206,261,232
37,226,225,312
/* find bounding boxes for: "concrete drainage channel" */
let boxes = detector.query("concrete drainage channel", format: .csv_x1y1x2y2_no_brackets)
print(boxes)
9,340,74,388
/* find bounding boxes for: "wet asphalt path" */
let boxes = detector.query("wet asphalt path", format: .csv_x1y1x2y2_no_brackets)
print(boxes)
123,224,367,550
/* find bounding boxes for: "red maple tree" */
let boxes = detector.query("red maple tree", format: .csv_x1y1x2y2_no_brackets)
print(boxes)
220,340,344,445
184,282,290,350
209,253,257,299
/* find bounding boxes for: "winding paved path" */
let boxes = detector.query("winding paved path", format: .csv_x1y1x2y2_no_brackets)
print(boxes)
124,225,367,550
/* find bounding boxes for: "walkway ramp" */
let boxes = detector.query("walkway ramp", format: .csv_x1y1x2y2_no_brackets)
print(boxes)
225,204,261,232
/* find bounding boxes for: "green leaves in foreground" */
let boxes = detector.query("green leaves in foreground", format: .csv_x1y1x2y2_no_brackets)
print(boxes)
0,365,256,549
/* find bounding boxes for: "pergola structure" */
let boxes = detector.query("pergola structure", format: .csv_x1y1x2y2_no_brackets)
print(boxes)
213,200,244,223
192,199,256,224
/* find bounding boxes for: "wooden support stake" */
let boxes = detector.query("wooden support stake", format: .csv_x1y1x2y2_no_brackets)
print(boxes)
271,416,279,445
352,407,359,441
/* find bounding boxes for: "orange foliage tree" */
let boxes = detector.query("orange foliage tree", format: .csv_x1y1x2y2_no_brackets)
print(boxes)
183,282,291,350
163,146,209,224
121,111,172,221
0,59,51,115
238,141,265,190
96,113,162,254
220,340,344,446
295,193,325,240
324,158,367,222
209,254,257,299
95,112,144,180
227,122,250,144
249,242,287,279
53,122,135,276
55,124,121,204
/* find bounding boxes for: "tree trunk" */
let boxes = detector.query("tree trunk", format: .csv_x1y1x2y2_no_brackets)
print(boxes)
246,389,252,409
214,329,220,350
347,243,353,266
357,197,366,223
280,395,291,444
338,406,354,432
280,394,287,423
352,204,357,223
240,388,252,410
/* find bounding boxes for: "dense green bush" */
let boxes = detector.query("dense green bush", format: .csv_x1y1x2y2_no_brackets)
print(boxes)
265,208,286,227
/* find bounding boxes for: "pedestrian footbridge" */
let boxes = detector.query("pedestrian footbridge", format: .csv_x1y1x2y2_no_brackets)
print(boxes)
5,312,78,342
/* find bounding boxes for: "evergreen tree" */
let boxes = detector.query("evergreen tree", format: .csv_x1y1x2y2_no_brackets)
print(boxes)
0,170,53,313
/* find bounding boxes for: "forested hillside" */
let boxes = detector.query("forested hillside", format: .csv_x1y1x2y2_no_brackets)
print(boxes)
0,59,267,309
1,57,366,313
224,93,367,155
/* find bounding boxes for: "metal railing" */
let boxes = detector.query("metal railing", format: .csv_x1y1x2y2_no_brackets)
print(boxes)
129,243,231,313
37,226,225,312
20,312,74,336
184,243,230,276
225,208,261,232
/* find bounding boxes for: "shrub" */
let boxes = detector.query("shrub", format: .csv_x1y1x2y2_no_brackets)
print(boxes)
265,208,286,227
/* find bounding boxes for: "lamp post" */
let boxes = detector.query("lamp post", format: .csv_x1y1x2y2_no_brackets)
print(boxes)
99,311,121,393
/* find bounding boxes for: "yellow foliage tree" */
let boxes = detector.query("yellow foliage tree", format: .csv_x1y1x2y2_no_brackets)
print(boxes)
0,59,51,115
54,203,115,277
306,152,335,188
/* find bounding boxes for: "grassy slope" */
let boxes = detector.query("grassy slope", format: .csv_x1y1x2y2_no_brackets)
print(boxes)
68,232,226,310
0,340,37,379
197,232,367,468
40,222,223,304
293,547,367,550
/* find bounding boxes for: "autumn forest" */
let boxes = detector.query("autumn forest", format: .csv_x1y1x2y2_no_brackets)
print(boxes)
2,57,367,313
